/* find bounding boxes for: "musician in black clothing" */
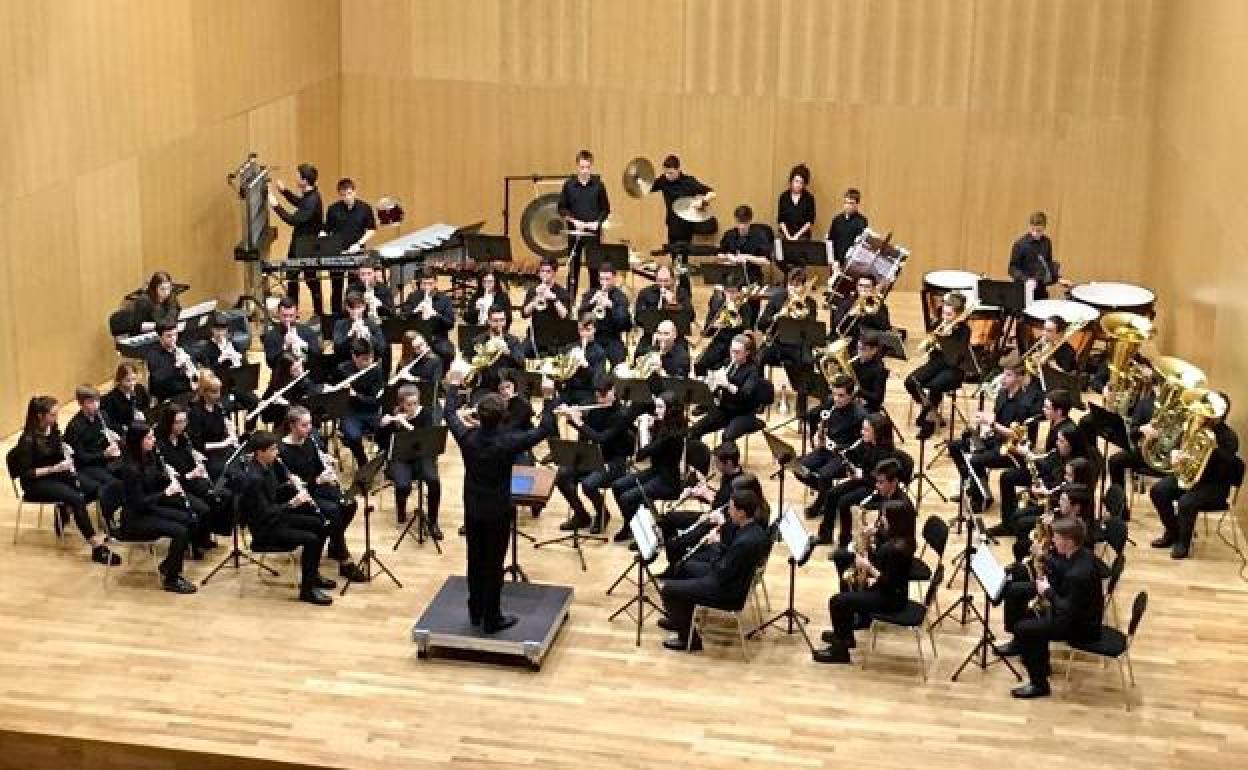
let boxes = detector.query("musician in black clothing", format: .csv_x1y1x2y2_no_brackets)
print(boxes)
468,308,525,399
578,263,632,366
195,313,259,420
852,332,889,413
118,423,199,594
554,375,636,534
379,385,443,535
520,258,573,357
634,264,694,326
1008,210,1065,303
392,331,444,392
759,266,818,381
694,280,754,376
658,441,744,567
905,292,973,440
558,149,611,297
155,404,227,538
690,334,767,444
777,164,815,241
819,416,912,547
132,271,181,332
322,178,377,316
611,391,687,542
443,368,556,632
258,353,317,427
334,338,385,469
668,473,771,575
1028,315,1078,373
558,315,608,406
146,323,197,402
64,385,122,495
994,389,1077,532
495,370,537,467
797,375,867,515
658,489,771,652
717,205,771,285
1102,372,1158,494
825,188,868,266
101,362,150,429
633,320,691,380
270,163,326,316
832,274,892,341
333,292,386,360
996,516,1104,698
187,374,240,481
401,266,457,365
828,460,917,575
464,269,512,327
240,431,336,605
1009,476,1097,561
262,298,319,369
346,259,394,323
1150,392,1240,559
11,396,119,564
649,154,715,251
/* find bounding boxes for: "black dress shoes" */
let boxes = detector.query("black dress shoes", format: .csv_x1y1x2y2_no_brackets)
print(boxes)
314,574,338,590
820,630,856,649
663,634,702,652
612,527,634,543
92,545,122,566
1151,532,1177,549
1170,541,1190,559
657,616,678,632
483,614,519,634
428,522,444,541
162,576,198,594
1011,682,1051,699
559,515,592,532
993,639,1022,657
812,642,851,664
300,588,333,606
339,561,368,582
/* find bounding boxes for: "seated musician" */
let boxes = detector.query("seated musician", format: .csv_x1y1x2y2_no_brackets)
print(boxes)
690,333,768,444
101,363,151,430
11,396,119,564
132,271,181,332
558,313,607,406
156,404,227,541
262,298,319,369
828,458,916,568
658,441,745,569
195,312,259,422
996,421,1099,539
553,374,636,534
1097,360,1157,500
401,266,457,365
825,187,868,267
796,374,867,517
777,164,815,242
852,332,889,414
578,262,633,366
819,415,912,548
391,330,444,391
634,320,691,380
814,497,917,664
694,278,755,377
658,489,771,652
991,389,1078,535
464,269,512,328
187,373,241,481
905,291,972,440
995,516,1104,699
334,338,386,469
468,307,524,400
832,274,891,341
610,391,687,543
759,266,818,384
520,258,572,357
117,423,200,593
345,257,394,323
1150,391,1239,559
279,407,365,582
496,367,535,428
240,430,337,606
1008,469,1098,563
717,204,771,285
662,471,771,580
259,352,318,427
146,323,198,403
1027,315,1079,376
64,385,123,495
378,384,443,537
948,352,1042,511
333,292,386,361
634,264,694,326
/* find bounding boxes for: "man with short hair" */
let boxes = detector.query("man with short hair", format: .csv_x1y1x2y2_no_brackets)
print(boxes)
322,177,378,315
578,263,632,366
270,163,326,316
649,154,715,248
558,149,611,297
826,187,867,266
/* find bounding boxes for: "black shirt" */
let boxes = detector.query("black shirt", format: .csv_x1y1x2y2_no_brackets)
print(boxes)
827,210,868,264
852,357,888,413
400,291,456,338
332,317,386,358
716,362,762,417
777,190,816,238
1043,546,1104,641
275,188,324,258
101,385,150,429
994,384,1043,431
335,360,385,415
346,280,396,320
578,286,633,340
809,400,868,445
569,403,635,464
118,458,175,524
557,174,610,224
278,438,327,485
650,173,712,235
188,400,231,454
132,296,181,330
145,345,193,401
64,411,119,469
718,226,770,285
324,199,377,248
157,434,198,477
1009,233,1057,285
239,461,294,534
11,431,72,488
262,322,319,368
637,430,685,485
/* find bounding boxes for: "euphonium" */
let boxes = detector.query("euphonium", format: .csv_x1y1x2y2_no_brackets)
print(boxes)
1140,356,1207,472
615,350,662,380
1173,388,1229,490
816,337,858,388
1100,312,1156,416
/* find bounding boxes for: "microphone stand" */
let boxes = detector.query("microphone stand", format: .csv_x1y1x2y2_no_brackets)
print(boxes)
201,443,279,585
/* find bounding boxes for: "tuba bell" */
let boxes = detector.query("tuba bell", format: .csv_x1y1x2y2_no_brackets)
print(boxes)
1100,312,1156,416
1173,388,1229,489
1140,356,1207,473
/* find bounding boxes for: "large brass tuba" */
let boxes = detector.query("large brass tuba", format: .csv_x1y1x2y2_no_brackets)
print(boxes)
1173,388,1229,489
1140,356,1207,472
1100,312,1156,416
816,337,858,388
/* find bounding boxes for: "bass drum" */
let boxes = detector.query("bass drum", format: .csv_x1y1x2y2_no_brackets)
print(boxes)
1069,282,1156,319
1020,299,1101,359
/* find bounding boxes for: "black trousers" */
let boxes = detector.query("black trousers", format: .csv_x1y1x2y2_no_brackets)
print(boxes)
659,509,708,566
567,234,600,300
661,574,735,642
390,458,441,523
1150,475,1229,546
309,483,356,560
465,512,512,624
1015,615,1074,685
905,360,963,417
253,511,328,589
828,588,904,643
122,506,192,579
998,465,1034,520
287,270,331,317
76,465,114,504
341,413,381,468
1108,448,1149,489
823,479,873,546
690,409,764,444
797,448,846,491
429,336,456,370
611,470,680,526
23,475,95,541
556,460,626,522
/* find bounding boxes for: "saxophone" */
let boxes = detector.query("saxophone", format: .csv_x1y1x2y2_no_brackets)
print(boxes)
842,493,880,590
1027,513,1055,613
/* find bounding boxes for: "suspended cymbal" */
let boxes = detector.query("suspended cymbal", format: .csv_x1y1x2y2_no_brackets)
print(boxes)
673,195,713,223
622,157,655,198
519,192,569,259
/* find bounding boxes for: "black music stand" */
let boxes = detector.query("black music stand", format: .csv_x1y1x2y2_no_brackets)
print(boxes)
933,447,989,629
391,426,448,554
533,439,607,569
382,316,425,346
773,317,826,351
341,453,402,595
585,241,631,274
776,239,830,270
978,279,1025,357
302,388,351,462
659,377,713,412
457,323,486,352
294,233,347,259
305,350,339,384
530,315,578,357
950,540,1022,682
1040,365,1086,407
511,370,545,401
763,431,799,524
463,233,512,264
200,446,280,585
700,263,748,288
607,506,667,647
636,307,693,339
221,362,260,395
1086,404,1131,512
748,507,817,653
786,366,825,456
614,377,653,406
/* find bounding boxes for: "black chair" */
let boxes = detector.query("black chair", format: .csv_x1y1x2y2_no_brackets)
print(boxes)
1103,551,1127,625
1099,515,1129,562
1064,591,1148,710
865,563,944,682
7,446,69,545
98,479,164,588
909,515,949,601
1194,456,1245,555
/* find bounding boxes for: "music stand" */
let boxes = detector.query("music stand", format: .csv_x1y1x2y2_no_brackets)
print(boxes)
341,452,402,595
200,445,280,585
659,377,713,412
880,330,908,361
457,323,486,352
221,362,260,394
607,505,667,647
614,377,653,406
762,431,799,530
748,506,817,653
1040,365,1086,408
636,307,692,338
700,263,746,288
978,279,1026,357
305,350,339,384
951,540,1022,682
933,446,989,630
463,233,512,264
533,438,607,568
776,239,831,269
294,233,347,258
511,370,545,401
390,426,448,554
382,316,424,346
1087,404,1131,510
531,315,578,356
585,241,631,274
774,317,826,351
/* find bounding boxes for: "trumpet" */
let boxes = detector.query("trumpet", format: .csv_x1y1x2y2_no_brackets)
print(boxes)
592,289,611,320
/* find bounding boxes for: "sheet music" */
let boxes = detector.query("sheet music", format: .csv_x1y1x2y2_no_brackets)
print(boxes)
969,542,1007,602
778,505,810,562
631,506,660,562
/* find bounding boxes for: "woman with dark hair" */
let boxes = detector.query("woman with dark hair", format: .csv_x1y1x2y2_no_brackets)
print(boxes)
818,412,911,547
118,422,198,593
777,163,816,241
155,404,227,541
10,396,119,564
464,269,513,327
100,362,150,429
610,391,688,543
133,271,181,332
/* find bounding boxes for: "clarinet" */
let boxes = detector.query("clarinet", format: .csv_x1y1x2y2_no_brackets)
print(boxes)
275,456,325,522
152,445,194,517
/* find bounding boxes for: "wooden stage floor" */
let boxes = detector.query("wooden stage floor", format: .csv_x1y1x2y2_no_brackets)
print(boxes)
1,291,1246,769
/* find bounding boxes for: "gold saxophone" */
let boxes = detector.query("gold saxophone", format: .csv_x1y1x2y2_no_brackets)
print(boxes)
842,494,881,590
1027,513,1054,613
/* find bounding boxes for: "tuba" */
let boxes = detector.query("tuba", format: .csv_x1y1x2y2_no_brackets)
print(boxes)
1173,388,1229,489
1100,313,1156,416
816,337,858,389
1140,356,1207,473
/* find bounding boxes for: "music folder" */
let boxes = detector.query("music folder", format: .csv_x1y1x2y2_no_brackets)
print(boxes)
547,437,603,473
1087,403,1132,451
631,506,660,563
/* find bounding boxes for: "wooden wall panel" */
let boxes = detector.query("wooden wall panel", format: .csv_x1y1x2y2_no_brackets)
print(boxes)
0,201,16,430
587,0,686,93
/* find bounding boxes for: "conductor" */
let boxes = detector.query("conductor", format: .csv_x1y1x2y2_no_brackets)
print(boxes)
444,366,557,633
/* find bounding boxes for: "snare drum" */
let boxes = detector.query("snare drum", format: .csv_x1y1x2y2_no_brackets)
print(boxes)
922,270,979,330
1070,282,1155,318
1020,299,1101,358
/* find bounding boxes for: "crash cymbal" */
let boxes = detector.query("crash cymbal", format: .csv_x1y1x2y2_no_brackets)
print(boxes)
673,195,713,223
622,156,655,198
519,192,569,259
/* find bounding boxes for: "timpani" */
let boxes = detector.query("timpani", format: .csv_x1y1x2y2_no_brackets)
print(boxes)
1069,281,1156,319
1019,299,1101,359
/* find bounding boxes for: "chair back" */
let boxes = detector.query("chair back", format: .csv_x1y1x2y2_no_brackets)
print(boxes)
1101,515,1129,556
895,449,915,485
685,439,712,478
1228,456,1246,499
1105,552,1127,598
1103,483,1128,519
922,564,945,609
5,446,23,496
921,514,949,558
1127,591,1149,638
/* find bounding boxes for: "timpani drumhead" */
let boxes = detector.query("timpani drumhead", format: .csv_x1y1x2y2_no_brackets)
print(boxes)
1023,299,1100,325
1070,282,1156,316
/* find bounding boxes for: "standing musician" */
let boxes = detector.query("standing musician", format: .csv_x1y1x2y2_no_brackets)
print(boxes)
818,414,911,548
851,332,890,413
995,516,1104,699
658,441,745,568
334,338,386,470
269,163,326,317
333,292,386,361
401,267,457,366
610,391,687,543
553,374,636,535
777,164,816,242
905,291,972,441
263,298,319,368
832,274,892,342
813,497,917,664
195,312,259,420
558,149,611,297
239,430,337,606
649,154,716,250
717,205,772,285
464,269,512,328
322,178,378,315
187,372,241,481
468,308,525,399
992,389,1077,534
279,407,366,582
578,263,633,366
378,385,442,536
146,323,198,402
1150,391,1239,559
117,423,199,594
1008,210,1069,303
11,396,119,564
443,366,556,633
690,333,767,444
694,278,754,377
797,374,867,518
759,266,818,384
519,258,573,357
658,489,771,652
132,271,181,332
558,314,608,406
633,320,691,380
825,188,868,266
392,331,444,390
101,363,150,429
155,404,228,540
64,385,123,495
346,258,394,323
634,264,693,324
259,352,318,427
